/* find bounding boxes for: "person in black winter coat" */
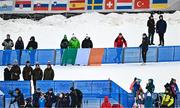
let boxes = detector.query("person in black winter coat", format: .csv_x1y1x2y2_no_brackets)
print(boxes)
33,88,41,107
55,93,65,108
23,61,33,80
43,62,54,80
146,79,155,94
60,35,69,49
64,93,70,107
4,64,12,81
11,60,21,80
70,87,83,108
15,36,24,65
32,63,43,89
11,88,25,108
26,36,38,65
139,33,149,64
45,88,56,107
81,35,93,48
147,15,155,45
156,15,167,46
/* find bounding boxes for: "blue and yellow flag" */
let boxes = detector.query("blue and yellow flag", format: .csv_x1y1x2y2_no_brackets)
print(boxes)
152,0,168,9
87,0,103,10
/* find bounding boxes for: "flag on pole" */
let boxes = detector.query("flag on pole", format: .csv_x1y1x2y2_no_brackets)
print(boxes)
51,0,67,11
116,0,132,10
33,0,49,11
15,0,32,11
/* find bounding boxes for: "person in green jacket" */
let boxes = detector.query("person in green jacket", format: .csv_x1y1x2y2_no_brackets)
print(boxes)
69,35,80,48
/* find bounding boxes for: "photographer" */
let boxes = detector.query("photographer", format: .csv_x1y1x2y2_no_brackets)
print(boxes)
10,88,25,108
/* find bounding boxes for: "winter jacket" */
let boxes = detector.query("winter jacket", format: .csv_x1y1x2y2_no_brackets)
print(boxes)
23,65,33,80
43,68,54,80
101,96,112,108
156,19,167,34
11,64,21,80
45,92,56,107
69,38,80,48
161,92,174,107
133,82,141,94
81,38,93,48
26,37,38,50
2,38,14,50
60,38,69,49
170,81,179,98
139,36,149,51
147,18,155,33
114,36,127,48
55,97,64,108
33,92,41,107
64,93,70,107
146,79,155,94
12,92,25,107
32,68,43,81
15,40,24,50
70,89,83,106
4,67,12,80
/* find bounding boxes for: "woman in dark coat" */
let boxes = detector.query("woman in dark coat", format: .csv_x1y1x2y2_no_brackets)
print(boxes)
11,60,21,80
43,63,54,80
139,33,149,64
4,64,12,81
147,15,155,45
15,36,24,65
22,61,33,80
32,63,43,89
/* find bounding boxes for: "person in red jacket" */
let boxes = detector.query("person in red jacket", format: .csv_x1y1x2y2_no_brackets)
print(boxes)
114,33,127,63
101,96,112,108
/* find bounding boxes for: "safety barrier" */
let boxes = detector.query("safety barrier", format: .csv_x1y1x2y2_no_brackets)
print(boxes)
0,46,180,66
0,91,4,108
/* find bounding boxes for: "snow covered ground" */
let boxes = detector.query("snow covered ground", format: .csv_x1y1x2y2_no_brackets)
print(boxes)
0,12,180,93
0,62,180,93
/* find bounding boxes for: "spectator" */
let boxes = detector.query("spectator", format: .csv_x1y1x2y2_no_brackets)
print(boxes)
114,33,127,63
136,89,144,108
33,88,41,107
69,34,80,48
4,64,12,81
2,34,14,50
11,88,25,108
170,78,179,107
23,61,33,80
26,36,38,65
64,93,70,107
81,34,93,48
145,79,155,107
2,34,14,65
101,96,112,108
156,15,167,46
161,83,174,107
147,15,155,45
55,93,65,108
146,79,155,94
11,60,21,80
70,87,83,108
139,33,149,64
45,88,56,107
60,35,69,49
43,62,54,80
32,62,43,89
129,77,137,93
39,93,46,108
15,36,24,65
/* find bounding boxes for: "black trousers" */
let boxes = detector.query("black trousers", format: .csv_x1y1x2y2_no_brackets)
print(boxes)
148,31,155,44
142,49,148,63
158,33,164,46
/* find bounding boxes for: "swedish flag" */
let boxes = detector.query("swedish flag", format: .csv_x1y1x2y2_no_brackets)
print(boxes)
87,0,103,10
152,0,168,9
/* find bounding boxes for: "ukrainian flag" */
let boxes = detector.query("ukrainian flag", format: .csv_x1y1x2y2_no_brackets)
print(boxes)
87,0,103,10
152,0,169,9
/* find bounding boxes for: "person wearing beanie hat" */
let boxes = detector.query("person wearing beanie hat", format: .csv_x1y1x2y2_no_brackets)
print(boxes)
33,88,42,107
45,88,55,107
11,88,25,107
114,33,127,64
156,15,167,46
4,63,13,81
15,36,24,65
11,59,21,80
147,14,155,45
170,78,179,107
69,87,83,107
139,33,149,64
60,34,69,49
81,34,93,48
22,60,33,80
43,62,54,80
32,62,43,90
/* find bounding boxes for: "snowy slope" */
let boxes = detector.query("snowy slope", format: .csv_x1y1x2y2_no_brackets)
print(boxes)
0,12,180,49
0,62,180,92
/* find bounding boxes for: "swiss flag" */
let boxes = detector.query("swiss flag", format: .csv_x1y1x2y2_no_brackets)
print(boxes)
134,0,150,9
105,0,114,10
